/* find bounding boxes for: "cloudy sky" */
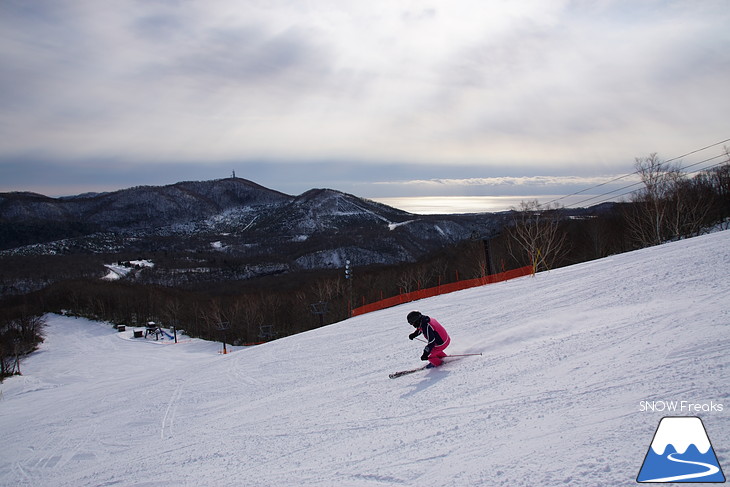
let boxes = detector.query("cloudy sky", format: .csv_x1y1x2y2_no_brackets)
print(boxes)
1,0,728,208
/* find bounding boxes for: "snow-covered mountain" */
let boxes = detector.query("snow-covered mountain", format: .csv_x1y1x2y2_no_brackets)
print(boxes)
0,178,291,228
1,230,727,486
0,178,506,274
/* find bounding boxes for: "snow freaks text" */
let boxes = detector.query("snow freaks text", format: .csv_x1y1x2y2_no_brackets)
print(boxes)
639,401,724,413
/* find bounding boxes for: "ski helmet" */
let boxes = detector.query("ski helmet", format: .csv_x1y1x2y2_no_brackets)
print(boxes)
407,311,422,327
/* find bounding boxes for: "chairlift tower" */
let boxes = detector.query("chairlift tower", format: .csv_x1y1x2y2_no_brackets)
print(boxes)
310,301,329,327
217,322,230,354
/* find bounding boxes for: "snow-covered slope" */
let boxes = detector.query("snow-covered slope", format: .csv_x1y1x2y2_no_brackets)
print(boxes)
1,231,728,487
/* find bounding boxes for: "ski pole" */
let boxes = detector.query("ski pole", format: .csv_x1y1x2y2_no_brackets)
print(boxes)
413,337,482,357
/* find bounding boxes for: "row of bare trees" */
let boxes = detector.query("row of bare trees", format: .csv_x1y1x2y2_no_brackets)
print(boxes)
504,154,729,273
36,279,317,346
0,314,45,381
627,153,729,247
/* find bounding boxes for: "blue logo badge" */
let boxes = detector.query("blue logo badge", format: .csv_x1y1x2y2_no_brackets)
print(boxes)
637,416,725,483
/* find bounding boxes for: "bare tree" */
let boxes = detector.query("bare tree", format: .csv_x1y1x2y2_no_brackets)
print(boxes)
506,200,570,273
474,248,489,279
314,278,341,303
199,298,226,336
162,297,183,331
396,264,432,293
395,268,417,293
666,173,713,239
235,297,266,342
0,315,45,381
709,148,730,226
628,153,722,245
627,153,682,246
459,240,489,279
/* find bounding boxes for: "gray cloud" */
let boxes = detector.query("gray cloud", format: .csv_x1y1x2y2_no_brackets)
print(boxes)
427,1,730,147
0,0,728,198
157,24,332,88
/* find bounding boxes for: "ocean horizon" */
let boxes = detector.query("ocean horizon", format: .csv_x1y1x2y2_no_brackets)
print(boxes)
371,195,615,215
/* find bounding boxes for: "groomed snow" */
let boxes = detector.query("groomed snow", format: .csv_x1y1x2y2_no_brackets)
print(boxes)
1,231,728,486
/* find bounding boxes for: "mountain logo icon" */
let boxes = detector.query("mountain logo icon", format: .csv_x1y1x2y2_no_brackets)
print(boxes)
637,416,726,483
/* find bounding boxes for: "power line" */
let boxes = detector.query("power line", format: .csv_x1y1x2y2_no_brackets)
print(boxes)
543,138,730,209
544,171,638,205
569,180,644,208
665,138,730,164
574,155,729,208
675,152,727,173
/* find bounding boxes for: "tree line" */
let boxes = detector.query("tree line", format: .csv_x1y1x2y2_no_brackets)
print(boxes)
504,156,729,273
0,311,44,380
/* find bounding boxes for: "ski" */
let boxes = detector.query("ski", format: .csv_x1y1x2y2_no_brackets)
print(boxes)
389,365,427,379
388,353,482,379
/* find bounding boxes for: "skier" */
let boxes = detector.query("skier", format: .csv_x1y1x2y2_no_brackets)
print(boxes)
407,311,450,368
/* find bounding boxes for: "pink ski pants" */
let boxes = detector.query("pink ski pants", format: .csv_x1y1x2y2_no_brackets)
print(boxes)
428,335,451,366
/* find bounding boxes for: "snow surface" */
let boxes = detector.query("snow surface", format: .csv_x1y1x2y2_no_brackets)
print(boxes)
388,220,413,231
101,260,154,281
1,231,729,487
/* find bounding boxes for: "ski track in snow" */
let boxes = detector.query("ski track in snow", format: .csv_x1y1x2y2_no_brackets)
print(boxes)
0,230,728,486
160,380,184,440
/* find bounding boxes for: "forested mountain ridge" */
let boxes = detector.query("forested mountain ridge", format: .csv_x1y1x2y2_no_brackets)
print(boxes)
0,178,508,292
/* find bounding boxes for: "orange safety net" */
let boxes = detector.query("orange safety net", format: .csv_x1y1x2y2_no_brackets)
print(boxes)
351,265,533,317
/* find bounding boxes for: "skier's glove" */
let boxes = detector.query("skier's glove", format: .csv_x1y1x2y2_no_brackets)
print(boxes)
408,331,419,340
